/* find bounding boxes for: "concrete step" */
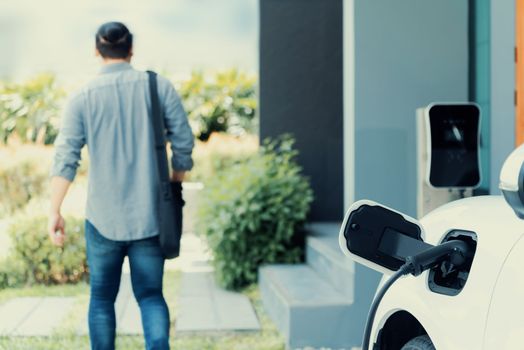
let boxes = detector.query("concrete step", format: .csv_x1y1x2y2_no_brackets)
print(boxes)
306,222,355,300
259,264,353,349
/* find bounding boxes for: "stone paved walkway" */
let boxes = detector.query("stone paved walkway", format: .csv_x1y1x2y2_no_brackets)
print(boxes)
171,230,260,332
77,273,142,335
176,271,260,332
0,297,75,336
0,183,259,336
0,231,260,336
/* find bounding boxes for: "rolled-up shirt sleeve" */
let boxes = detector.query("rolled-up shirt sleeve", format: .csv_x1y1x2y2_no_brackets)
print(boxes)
51,94,85,182
161,79,195,171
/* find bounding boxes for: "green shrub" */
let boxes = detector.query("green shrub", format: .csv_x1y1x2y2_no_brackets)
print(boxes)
188,134,258,183
0,74,64,145
0,257,27,289
198,136,313,290
0,161,47,217
4,216,88,287
178,69,257,141
190,151,251,184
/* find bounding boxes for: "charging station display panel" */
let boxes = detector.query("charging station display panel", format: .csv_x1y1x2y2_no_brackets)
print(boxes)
427,104,481,188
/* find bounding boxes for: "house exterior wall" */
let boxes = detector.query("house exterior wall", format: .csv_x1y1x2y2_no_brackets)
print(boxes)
341,1,470,338
349,0,469,217
344,0,516,210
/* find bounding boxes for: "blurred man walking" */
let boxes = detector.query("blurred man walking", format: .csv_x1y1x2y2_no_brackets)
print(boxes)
48,22,194,350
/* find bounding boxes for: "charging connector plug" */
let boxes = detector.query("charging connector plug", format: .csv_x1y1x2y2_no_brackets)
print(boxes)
405,240,470,276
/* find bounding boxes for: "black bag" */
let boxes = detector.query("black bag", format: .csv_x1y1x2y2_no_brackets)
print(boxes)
147,70,184,259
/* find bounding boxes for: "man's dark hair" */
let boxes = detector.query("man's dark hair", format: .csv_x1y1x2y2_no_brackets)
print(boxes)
96,22,133,59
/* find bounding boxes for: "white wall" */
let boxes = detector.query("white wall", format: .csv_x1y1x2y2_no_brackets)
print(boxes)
344,0,469,216
342,1,470,340
343,0,355,209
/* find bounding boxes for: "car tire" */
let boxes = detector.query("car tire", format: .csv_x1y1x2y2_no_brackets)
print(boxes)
400,335,435,350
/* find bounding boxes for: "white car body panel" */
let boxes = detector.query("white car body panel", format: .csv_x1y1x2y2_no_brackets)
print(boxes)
360,196,524,350
483,233,524,349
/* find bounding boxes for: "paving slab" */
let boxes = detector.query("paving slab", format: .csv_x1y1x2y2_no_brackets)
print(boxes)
214,288,261,330
0,297,42,335
175,271,260,332
78,273,143,335
15,297,75,336
0,297,75,336
164,232,213,272
115,274,143,334
178,270,213,298
117,274,142,335
176,296,219,331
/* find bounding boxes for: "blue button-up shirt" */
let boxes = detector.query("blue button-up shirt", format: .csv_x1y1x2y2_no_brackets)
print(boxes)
51,62,194,241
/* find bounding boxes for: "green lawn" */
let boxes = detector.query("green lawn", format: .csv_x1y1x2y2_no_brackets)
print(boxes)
0,272,285,350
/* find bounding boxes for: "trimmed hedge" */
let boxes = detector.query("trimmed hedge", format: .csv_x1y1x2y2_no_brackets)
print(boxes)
198,136,313,290
0,216,88,289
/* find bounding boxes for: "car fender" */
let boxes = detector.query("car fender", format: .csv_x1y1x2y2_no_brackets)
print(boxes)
482,233,524,349
370,196,524,350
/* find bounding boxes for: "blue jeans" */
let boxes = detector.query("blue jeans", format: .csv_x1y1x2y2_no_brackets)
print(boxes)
85,220,170,350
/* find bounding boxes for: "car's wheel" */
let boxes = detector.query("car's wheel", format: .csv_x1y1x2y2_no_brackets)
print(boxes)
400,335,435,350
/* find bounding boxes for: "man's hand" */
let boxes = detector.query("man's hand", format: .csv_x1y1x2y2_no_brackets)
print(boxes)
171,171,186,182
48,176,72,247
48,212,66,247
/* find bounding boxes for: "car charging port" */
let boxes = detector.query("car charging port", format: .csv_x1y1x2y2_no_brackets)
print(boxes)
428,230,477,296
342,203,477,350
361,238,473,350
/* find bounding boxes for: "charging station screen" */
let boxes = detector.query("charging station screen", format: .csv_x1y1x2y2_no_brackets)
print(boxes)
428,104,480,188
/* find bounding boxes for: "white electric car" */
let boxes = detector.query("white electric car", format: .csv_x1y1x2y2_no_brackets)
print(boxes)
339,145,524,350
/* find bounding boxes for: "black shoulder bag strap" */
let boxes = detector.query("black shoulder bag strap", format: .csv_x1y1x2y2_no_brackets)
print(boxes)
147,71,170,190
147,70,183,259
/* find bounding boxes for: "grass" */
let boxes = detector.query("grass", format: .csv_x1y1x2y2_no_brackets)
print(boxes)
0,271,285,350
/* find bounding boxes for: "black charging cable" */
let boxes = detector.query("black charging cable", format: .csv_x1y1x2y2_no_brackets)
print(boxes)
361,240,470,350
361,263,412,350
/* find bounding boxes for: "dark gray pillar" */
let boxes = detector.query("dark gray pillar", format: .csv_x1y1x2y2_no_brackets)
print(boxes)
259,0,344,221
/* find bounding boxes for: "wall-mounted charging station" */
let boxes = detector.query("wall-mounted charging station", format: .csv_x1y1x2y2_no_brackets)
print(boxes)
416,103,481,217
